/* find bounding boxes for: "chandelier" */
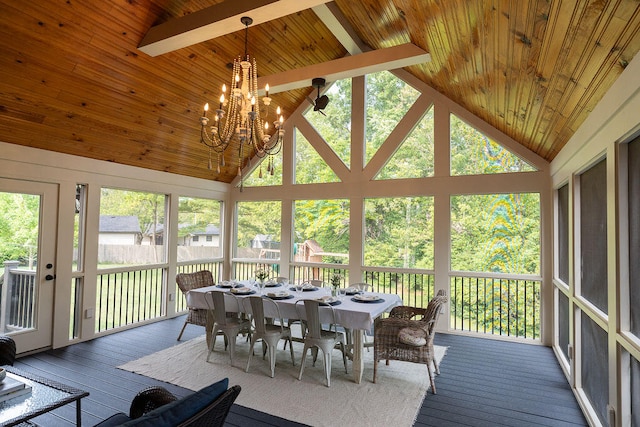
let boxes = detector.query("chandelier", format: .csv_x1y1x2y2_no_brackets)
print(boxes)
199,16,284,181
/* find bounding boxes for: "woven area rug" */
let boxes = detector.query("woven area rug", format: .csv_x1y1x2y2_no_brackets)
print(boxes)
118,334,447,427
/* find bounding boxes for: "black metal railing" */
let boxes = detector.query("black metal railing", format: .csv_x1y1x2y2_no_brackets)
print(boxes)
96,267,164,332
364,268,435,308
450,274,541,339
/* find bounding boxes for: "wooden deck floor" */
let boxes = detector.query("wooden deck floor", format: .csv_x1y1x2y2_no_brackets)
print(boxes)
12,316,587,426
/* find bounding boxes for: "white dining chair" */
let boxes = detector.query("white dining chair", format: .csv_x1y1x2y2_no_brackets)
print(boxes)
243,296,295,377
204,291,251,365
295,299,348,387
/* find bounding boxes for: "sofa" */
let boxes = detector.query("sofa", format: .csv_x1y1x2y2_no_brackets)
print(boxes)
95,378,240,427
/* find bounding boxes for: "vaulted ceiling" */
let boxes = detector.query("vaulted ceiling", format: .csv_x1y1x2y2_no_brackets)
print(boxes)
1,0,639,183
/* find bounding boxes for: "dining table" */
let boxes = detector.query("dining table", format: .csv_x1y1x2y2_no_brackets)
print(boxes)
186,281,402,384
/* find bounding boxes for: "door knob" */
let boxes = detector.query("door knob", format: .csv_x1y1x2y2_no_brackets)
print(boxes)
45,274,56,281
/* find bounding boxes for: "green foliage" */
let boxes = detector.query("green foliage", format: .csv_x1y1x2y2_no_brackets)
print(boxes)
236,201,281,251
294,199,349,263
177,197,221,237
364,197,434,268
0,192,40,265
305,79,352,168
375,107,435,180
294,128,340,184
100,188,166,242
242,152,283,187
366,71,420,165
450,114,536,175
451,193,540,275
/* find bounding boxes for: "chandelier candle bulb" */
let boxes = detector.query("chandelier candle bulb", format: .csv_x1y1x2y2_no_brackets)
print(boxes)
265,84,269,97
203,103,208,117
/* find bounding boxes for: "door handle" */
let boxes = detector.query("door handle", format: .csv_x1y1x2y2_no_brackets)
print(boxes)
45,274,56,281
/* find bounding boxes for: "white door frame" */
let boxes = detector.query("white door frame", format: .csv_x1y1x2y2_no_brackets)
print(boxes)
0,178,57,353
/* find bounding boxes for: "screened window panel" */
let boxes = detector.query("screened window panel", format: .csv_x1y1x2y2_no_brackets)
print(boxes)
558,290,570,361
557,184,569,284
579,159,607,313
629,136,640,337
632,354,640,427
580,312,609,425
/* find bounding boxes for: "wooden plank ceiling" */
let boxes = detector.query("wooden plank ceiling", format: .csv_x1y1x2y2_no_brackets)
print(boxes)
1,0,639,183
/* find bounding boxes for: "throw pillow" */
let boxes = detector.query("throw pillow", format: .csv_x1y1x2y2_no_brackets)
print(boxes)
398,327,427,346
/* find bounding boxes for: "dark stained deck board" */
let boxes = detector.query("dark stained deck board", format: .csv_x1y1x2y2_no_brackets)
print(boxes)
11,317,586,426
413,333,587,427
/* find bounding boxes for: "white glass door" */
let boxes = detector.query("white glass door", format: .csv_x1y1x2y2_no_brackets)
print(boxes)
0,178,57,353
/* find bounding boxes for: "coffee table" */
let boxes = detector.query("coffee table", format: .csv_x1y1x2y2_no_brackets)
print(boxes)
0,367,89,426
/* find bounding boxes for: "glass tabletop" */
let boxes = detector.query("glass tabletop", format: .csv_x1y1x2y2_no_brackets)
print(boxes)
0,367,89,426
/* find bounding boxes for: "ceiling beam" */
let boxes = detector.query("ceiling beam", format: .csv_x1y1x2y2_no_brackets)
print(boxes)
312,3,366,55
138,0,332,57
257,43,430,94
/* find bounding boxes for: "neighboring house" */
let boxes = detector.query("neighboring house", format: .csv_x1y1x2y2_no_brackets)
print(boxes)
295,239,323,263
185,224,220,247
98,216,142,245
141,223,164,246
251,234,277,249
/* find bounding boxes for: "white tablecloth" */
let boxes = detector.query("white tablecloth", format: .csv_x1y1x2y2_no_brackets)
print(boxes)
186,284,402,331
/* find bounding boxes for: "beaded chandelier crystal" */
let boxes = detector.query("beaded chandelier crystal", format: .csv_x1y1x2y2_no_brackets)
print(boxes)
199,16,284,180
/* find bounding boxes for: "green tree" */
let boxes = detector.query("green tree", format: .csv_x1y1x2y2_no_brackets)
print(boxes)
0,192,39,266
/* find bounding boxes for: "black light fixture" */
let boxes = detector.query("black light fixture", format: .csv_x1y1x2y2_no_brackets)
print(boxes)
312,77,329,115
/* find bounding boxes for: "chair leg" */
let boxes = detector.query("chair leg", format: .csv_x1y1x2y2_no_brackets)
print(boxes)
206,326,219,363
288,337,295,366
298,344,309,380
340,342,348,373
323,349,331,387
268,343,277,378
245,337,256,373
177,321,188,341
373,358,378,383
427,363,437,394
228,333,236,364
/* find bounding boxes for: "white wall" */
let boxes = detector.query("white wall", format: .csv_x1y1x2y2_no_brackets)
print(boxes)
550,52,640,427
0,142,229,349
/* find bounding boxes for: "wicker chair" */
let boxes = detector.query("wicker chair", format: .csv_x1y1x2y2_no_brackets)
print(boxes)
0,335,16,366
176,270,215,341
96,379,240,427
373,290,448,394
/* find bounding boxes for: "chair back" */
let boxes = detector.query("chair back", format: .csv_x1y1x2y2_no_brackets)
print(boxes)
348,282,372,292
424,290,448,336
176,270,215,295
295,299,337,339
306,279,324,288
179,384,242,427
275,276,289,286
244,296,284,335
205,291,241,326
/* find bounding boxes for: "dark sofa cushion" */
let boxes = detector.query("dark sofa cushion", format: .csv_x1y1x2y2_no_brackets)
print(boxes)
121,378,229,427
95,413,132,427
